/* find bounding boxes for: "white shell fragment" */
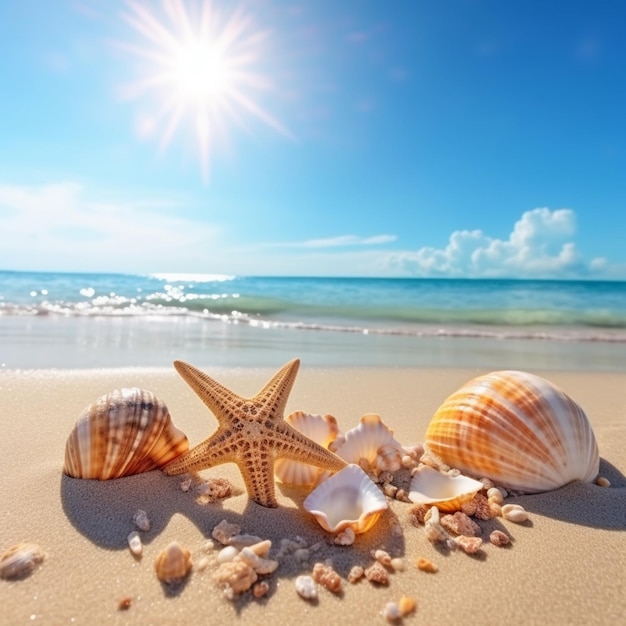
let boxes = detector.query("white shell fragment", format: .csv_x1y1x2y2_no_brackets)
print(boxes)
154,541,192,584
425,371,600,493
303,464,388,534
127,531,143,556
64,388,189,480
274,411,341,487
502,503,529,523
0,543,45,580
408,465,484,512
334,413,404,473
295,575,317,600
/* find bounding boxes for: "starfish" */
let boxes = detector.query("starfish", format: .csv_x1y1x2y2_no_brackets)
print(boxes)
164,358,347,507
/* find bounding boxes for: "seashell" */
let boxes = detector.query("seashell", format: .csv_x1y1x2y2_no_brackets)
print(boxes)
408,465,484,512
64,388,189,480
303,464,388,534
334,413,404,473
154,541,192,584
0,543,45,580
274,411,341,487
424,371,600,493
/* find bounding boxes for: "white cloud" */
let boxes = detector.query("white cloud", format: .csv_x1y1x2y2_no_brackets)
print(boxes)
269,234,397,248
0,182,221,273
389,208,609,279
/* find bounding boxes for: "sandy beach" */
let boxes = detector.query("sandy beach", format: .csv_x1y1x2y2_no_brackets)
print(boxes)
1,364,625,625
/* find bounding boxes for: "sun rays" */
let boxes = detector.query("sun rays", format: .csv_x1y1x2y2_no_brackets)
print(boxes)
118,0,291,181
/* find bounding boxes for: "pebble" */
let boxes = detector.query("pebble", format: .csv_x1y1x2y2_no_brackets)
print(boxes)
415,556,438,573
295,575,317,600
596,476,611,488
132,509,150,532
127,531,143,556
489,530,511,547
502,504,528,523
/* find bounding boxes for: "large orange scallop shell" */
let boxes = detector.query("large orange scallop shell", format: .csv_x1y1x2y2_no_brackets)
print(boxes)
424,371,599,493
64,388,189,479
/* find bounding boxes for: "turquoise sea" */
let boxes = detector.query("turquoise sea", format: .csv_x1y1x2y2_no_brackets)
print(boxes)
1,271,625,371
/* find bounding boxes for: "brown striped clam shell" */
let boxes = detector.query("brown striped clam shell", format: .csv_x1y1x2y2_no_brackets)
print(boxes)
424,370,600,493
64,388,189,480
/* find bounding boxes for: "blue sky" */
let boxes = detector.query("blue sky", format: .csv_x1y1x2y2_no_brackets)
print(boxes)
0,0,624,279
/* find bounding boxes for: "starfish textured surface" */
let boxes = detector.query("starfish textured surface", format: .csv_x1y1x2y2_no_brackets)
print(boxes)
164,358,347,507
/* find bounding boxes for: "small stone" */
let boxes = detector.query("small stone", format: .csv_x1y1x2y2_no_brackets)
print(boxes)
440,511,481,537
217,545,239,564
253,580,270,598
212,519,241,545
117,596,132,611
470,492,492,520
383,601,401,622
372,549,392,567
596,476,611,488
312,562,342,593
487,487,504,504
453,535,483,554
238,546,279,575
398,596,417,617
293,548,310,563
132,509,150,532
295,575,317,600
348,565,365,583
502,504,528,523
416,556,438,573
180,477,193,492
489,530,511,547
229,534,264,550
390,557,405,572
127,531,143,556
364,561,389,585
488,501,502,518
213,560,257,599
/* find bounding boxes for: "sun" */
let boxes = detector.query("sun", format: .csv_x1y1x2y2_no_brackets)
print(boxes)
118,0,290,181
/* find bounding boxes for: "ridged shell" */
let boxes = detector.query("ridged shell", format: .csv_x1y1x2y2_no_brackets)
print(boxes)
303,464,388,534
274,411,341,487
424,370,600,493
64,388,189,480
154,541,192,584
334,413,403,472
408,465,484,512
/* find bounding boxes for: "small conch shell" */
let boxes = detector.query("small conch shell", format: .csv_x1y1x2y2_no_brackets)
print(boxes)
154,541,192,584
408,465,483,512
303,464,388,534
424,371,600,493
274,411,341,487
63,388,189,480
333,413,404,473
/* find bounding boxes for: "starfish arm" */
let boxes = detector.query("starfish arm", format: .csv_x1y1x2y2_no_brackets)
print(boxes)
163,429,236,475
173,360,249,422
274,422,347,473
237,453,279,508
253,358,300,420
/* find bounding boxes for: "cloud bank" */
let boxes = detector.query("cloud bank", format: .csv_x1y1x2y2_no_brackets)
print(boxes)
389,208,613,279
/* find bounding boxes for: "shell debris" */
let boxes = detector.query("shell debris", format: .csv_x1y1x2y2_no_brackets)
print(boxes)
213,560,258,599
489,530,511,547
348,565,365,583
502,503,529,523
312,562,342,594
0,543,45,580
212,519,241,545
295,575,318,600
127,531,143,556
364,561,389,585
416,556,438,573
154,541,192,584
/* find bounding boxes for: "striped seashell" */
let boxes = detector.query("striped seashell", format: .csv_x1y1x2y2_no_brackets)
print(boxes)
64,388,189,480
303,464,388,534
424,371,600,493
274,411,341,487
333,413,403,473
